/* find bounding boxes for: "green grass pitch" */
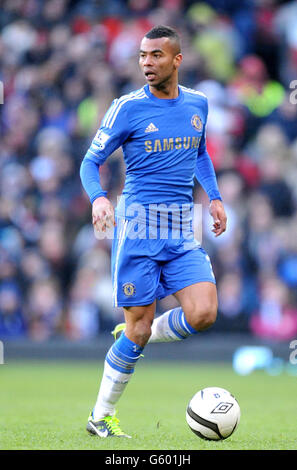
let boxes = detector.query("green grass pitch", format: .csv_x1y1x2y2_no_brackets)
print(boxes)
1,360,297,450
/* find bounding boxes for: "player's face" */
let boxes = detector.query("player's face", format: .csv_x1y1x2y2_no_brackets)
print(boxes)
139,37,182,88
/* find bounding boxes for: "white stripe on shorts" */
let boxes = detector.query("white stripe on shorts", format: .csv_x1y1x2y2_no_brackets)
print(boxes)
113,219,129,307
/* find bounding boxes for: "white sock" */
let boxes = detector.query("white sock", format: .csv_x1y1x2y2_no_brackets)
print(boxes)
92,333,143,421
148,307,197,343
148,310,182,343
92,361,132,420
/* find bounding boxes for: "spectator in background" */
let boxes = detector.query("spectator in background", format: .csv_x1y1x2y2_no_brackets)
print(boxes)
245,191,281,275
229,55,285,118
26,278,63,341
266,92,297,142
0,281,26,338
250,275,297,342
276,216,297,291
66,266,100,340
215,272,252,333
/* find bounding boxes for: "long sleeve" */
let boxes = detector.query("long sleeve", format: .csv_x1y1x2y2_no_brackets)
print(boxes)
80,158,107,204
195,150,222,201
195,99,222,201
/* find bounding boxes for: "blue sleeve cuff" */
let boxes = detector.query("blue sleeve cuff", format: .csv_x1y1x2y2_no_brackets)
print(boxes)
90,191,108,204
208,191,222,202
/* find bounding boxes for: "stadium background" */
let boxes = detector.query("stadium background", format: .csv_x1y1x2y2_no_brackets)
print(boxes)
0,0,297,364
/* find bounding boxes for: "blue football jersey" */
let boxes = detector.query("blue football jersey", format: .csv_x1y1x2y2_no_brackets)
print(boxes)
84,84,209,218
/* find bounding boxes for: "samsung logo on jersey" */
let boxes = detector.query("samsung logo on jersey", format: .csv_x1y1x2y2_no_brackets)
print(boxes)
145,136,201,153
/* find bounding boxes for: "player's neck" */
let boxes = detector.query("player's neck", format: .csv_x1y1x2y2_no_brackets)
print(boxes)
149,78,179,100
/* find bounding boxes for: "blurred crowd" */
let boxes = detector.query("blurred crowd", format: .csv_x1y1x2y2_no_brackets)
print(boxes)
0,0,297,342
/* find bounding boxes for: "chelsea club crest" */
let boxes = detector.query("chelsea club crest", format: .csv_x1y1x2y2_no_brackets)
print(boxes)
191,114,203,131
123,282,136,297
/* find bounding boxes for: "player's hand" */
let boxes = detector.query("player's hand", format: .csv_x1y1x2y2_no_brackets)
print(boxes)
92,196,116,233
209,199,227,237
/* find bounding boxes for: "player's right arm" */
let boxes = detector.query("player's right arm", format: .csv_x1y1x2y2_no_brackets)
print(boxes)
80,98,130,232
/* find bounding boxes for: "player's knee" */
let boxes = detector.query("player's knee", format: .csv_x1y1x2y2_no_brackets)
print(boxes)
185,301,217,332
199,305,217,330
126,318,152,346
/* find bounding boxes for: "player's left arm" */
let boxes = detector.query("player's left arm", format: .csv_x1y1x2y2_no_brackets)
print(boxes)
195,100,227,237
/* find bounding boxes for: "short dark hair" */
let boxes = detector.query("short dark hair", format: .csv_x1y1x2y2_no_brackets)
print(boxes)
144,25,181,53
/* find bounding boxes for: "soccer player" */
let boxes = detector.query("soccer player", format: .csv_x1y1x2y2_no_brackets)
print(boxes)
80,25,227,438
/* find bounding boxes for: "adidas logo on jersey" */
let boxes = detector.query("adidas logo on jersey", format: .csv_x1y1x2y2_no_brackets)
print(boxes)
145,122,159,133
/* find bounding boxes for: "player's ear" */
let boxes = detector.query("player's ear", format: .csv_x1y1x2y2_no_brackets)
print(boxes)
174,53,183,70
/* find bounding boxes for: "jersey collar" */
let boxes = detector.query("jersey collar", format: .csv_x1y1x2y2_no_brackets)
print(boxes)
144,84,184,106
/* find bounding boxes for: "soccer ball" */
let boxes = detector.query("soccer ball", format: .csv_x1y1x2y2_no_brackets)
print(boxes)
186,387,240,441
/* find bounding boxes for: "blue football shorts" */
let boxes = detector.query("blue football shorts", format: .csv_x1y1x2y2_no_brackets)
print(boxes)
111,217,216,307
